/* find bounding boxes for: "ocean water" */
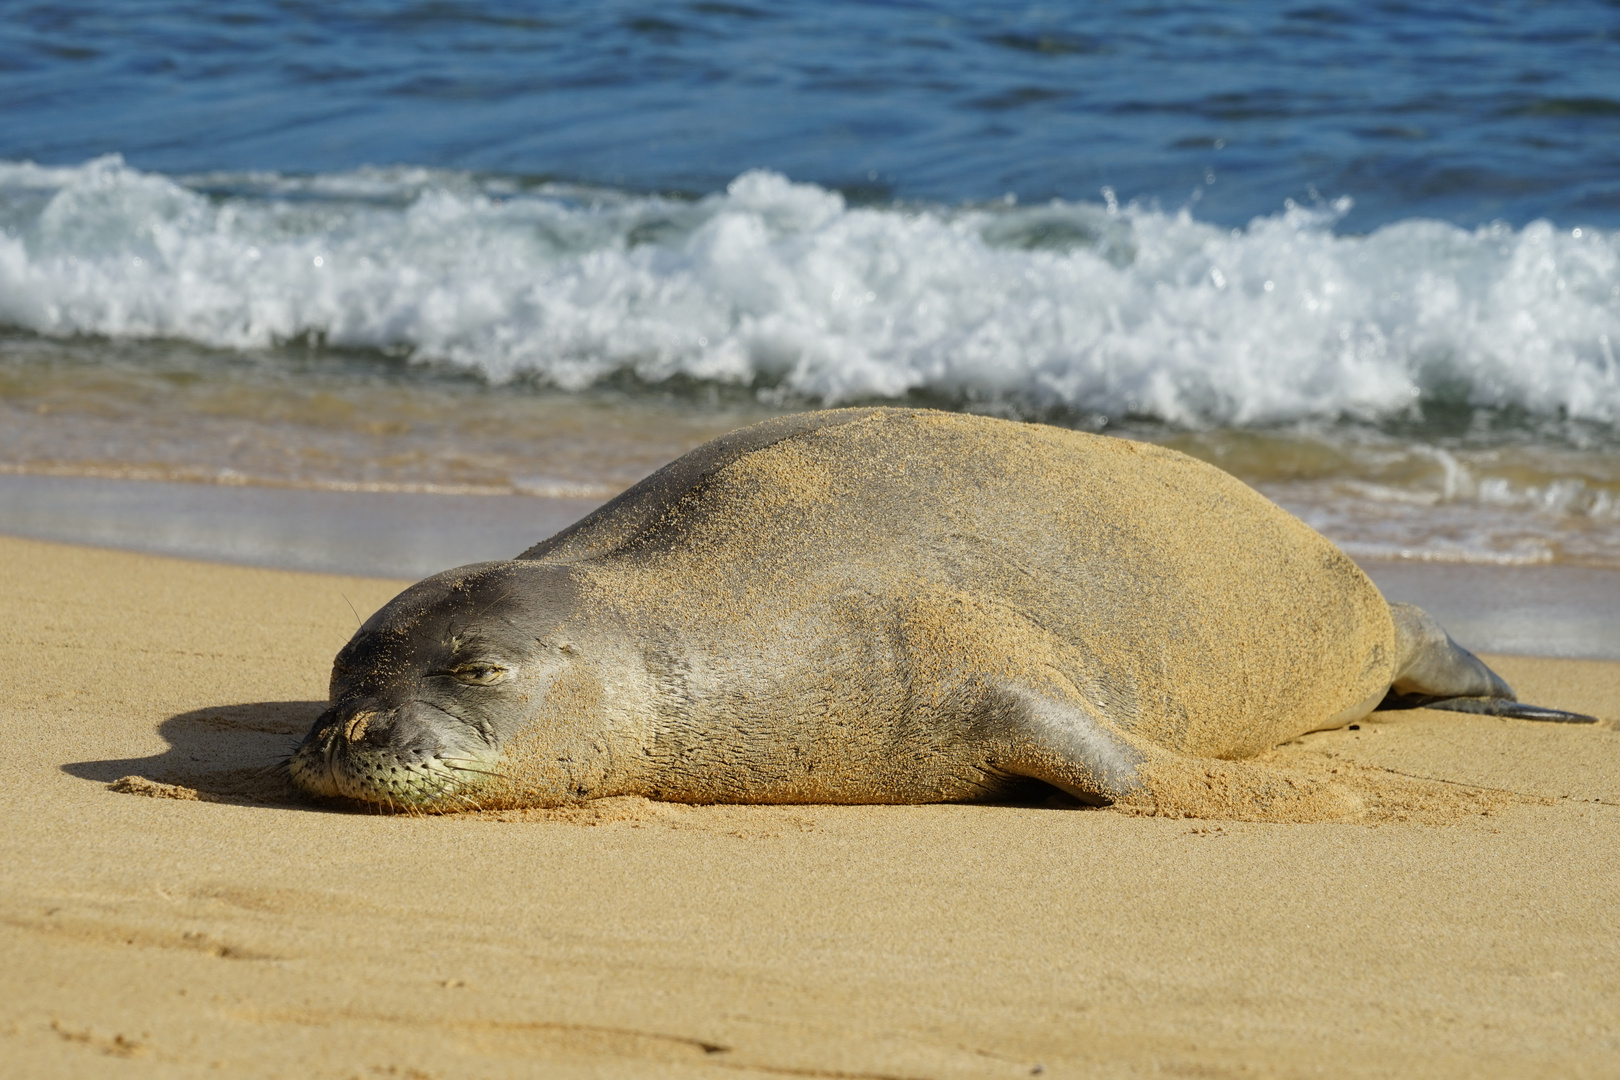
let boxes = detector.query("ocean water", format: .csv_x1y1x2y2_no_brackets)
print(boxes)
2,2,1619,569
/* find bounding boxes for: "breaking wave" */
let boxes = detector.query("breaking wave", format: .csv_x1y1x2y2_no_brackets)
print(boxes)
2,155,1618,426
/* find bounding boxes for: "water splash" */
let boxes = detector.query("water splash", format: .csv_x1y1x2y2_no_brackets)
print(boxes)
2,157,1617,429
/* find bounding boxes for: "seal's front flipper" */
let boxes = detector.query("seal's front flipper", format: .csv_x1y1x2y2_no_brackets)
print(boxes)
1380,692,1598,724
1386,603,1595,722
989,687,1145,805
990,687,1363,822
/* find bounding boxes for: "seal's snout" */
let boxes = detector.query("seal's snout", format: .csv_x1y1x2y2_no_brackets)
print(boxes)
331,700,422,751
288,697,497,811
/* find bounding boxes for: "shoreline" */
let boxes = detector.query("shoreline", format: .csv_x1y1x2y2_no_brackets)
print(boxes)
0,471,603,579
4,470,1618,660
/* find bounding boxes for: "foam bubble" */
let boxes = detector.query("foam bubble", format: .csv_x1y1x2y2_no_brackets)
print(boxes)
2,156,1618,426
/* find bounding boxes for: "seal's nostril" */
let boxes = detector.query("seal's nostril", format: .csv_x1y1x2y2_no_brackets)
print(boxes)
343,710,378,743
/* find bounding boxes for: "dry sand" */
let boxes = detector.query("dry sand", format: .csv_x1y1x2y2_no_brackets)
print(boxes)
1,533,1616,1078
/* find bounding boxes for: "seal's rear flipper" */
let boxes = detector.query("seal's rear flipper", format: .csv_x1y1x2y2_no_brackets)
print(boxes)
1385,602,1597,722
1389,602,1515,700
1379,691,1598,724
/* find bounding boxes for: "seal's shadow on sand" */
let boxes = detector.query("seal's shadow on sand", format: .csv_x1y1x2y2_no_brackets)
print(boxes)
63,701,325,808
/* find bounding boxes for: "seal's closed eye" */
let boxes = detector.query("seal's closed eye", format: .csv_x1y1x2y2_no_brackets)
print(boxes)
449,663,509,686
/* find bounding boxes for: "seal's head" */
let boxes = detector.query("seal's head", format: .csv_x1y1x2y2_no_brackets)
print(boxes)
289,561,579,810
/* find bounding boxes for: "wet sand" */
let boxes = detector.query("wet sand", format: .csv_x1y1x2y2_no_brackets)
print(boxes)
1,533,1616,1077
0,472,603,579
6,471,1620,660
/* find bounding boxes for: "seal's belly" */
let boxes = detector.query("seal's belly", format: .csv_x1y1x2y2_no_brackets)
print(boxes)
639,734,1023,805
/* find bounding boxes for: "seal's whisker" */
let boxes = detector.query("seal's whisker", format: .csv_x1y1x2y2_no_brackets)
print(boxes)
411,772,481,813
469,588,516,626
435,760,508,780
443,771,505,785
439,789,482,812
432,773,484,801
416,775,458,795
253,759,293,780
340,591,363,630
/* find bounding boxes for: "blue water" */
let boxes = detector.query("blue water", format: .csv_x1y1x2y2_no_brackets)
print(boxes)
4,1,1619,233
2,1,1620,569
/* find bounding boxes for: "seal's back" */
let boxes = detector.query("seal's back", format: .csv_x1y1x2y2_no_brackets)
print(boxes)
523,408,1395,759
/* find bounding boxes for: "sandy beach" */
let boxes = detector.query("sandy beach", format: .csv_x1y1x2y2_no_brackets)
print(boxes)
2,532,1616,1078
7,1,1620,1075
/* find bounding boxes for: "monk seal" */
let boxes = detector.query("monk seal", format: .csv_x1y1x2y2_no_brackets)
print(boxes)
288,407,1591,812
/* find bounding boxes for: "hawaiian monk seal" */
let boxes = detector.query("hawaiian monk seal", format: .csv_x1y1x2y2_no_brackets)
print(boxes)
289,407,1591,813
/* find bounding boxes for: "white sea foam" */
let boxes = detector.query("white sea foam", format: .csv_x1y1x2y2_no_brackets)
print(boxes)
3,155,1618,425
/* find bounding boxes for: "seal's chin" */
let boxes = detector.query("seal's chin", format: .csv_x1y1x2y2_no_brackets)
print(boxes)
288,701,498,812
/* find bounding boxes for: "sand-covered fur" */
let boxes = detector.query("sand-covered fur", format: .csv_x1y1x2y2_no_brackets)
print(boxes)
293,409,1417,815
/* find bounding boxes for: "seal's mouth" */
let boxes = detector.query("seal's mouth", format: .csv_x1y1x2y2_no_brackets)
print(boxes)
288,701,500,812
